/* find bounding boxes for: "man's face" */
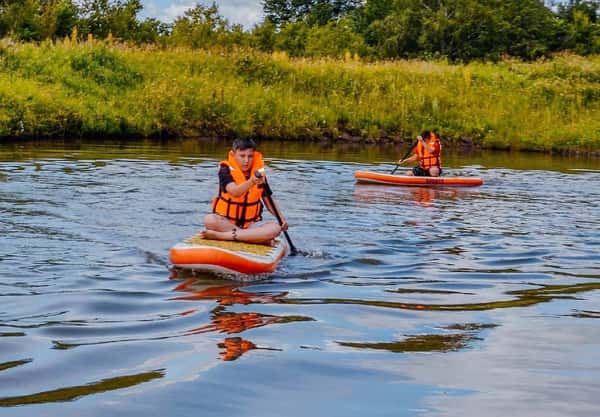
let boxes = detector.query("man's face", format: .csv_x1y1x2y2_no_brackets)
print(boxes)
233,148,254,172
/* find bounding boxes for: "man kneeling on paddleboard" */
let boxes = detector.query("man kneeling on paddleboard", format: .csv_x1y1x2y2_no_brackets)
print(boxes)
200,138,288,245
397,131,442,177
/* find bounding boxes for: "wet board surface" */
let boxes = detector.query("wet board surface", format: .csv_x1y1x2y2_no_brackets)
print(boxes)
170,235,288,275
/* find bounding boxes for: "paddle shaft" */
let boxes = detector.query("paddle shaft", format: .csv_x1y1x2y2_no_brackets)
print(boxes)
255,173,298,255
391,141,418,175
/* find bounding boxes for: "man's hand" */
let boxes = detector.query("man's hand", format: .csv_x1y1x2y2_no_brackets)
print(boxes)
280,220,289,232
251,172,265,186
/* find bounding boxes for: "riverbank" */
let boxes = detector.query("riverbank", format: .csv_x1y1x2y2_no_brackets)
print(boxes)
1,40,599,154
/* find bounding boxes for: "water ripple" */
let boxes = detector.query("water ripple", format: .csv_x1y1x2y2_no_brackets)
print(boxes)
1,141,599,416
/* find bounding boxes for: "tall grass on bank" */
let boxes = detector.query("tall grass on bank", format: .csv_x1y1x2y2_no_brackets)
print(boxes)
0,39,599,153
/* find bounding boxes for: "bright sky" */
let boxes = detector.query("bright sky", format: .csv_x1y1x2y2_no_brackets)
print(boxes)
141,0,265,29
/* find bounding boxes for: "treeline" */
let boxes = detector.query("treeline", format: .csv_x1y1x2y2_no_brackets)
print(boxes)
1,0,598,61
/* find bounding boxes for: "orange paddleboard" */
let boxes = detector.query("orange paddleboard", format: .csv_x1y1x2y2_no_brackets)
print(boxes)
355,171,483,187
170,235,287,275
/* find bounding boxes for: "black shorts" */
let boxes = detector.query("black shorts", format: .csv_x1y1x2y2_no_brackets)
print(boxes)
412,166,442,177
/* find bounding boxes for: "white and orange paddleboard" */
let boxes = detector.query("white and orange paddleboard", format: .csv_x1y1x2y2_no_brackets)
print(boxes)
170,235,288,275
355,171,483,187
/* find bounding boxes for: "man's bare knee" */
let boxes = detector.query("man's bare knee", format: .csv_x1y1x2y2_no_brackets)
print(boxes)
268,223,283,239
204,214,224,230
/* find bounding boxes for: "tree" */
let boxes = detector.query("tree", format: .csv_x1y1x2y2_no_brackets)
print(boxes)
497,0,558,59
273,21,309,56
132,17,170,44
262,0,361,27
169,3,245,48
41,0,79,39
557,0,599,23
0,0,44,40
351,0,563,60
78,0,144,40
304,16,369,56
251,20,278,52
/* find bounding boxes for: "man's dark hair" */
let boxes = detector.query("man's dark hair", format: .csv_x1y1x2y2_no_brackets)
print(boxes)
232,138,257,151
420,131,431,139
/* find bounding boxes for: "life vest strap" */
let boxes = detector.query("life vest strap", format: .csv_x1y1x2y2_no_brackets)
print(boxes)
213,195,263,228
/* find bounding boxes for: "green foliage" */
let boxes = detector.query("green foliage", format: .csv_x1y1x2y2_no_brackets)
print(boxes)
0,0,45,41
1,0,599,61
557,0,599,23
250,20,277,52
169,3,248,49
274,21,309,56
69,45,142,88
262,0,361,27
304,17,369,57
132,18,170,44
556,1,600,54
349,0,564,61
78,0,143,41
1,42,598,154
43,0,79,39
0,0,79,41
235,53,290,84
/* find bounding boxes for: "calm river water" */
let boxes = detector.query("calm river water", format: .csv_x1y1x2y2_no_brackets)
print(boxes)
1,139,599,417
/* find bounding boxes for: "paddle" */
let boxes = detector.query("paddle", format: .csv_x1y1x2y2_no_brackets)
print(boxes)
390,141,418,175
255,171,298,256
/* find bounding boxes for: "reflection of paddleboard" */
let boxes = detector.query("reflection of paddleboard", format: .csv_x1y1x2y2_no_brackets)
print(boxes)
355,171,483,187
169,235,288,275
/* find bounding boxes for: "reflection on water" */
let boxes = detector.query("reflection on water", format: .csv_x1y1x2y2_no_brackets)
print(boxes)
570,310,600,318
0,140,599,416
337,323,498,353
354,183,477,208
280,282,600,311
218,337,258,361
0,359,32,372
171,279,287,305
173,279,313,361
0,370,164,407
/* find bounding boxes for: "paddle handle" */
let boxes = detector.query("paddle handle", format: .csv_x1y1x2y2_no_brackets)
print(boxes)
391,141,419,174
255,172,298,255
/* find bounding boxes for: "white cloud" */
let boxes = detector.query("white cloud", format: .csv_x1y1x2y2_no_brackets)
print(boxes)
140,0,264,28
162,2,197,22
219,1,264,29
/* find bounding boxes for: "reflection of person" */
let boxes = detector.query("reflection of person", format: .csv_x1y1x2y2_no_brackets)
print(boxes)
398,131,442,177
200,138,288,244
172,280,283,361
219,337,256,361
172,279,286,305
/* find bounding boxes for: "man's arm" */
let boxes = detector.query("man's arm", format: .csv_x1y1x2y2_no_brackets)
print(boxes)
225,177,263,197
220,165,264,197
262,182,288,231
399,154,418,164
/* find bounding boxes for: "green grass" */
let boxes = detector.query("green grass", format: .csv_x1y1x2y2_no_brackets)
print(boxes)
1,39,599,154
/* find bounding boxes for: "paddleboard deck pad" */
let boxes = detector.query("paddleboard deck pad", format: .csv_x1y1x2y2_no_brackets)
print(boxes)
355,171,483,187
170,235,287,275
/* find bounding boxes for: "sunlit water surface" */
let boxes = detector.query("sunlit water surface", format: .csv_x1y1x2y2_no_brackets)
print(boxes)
1,140,599,417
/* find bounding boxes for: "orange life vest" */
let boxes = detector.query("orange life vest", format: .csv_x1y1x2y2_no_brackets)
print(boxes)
415,132,442,170
212,150,264,229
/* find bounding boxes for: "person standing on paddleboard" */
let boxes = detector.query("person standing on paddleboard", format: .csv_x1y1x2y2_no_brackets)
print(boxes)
397,131,442,177
200,138,288,245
